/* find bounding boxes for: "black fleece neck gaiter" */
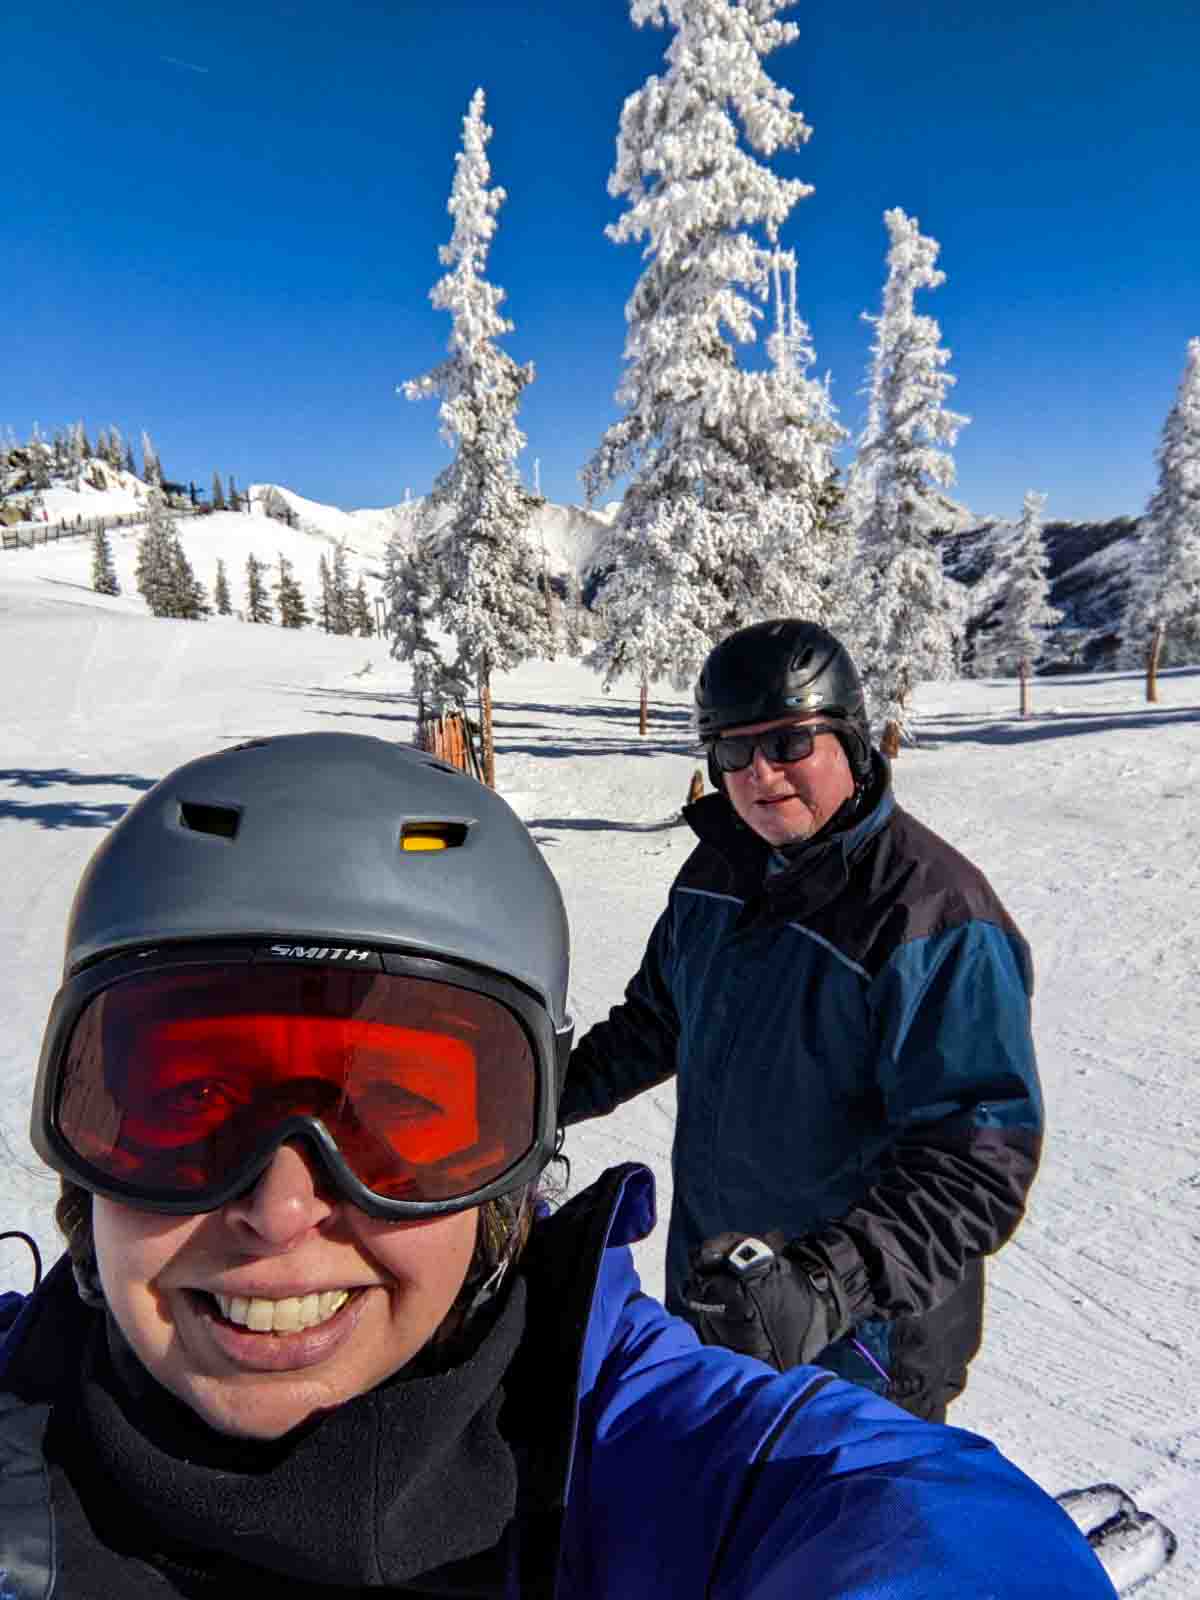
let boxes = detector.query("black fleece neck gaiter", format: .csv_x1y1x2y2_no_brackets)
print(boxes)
80,1281,527,1589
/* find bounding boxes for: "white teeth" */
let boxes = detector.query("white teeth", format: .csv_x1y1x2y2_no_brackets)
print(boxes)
212,1289,351,1333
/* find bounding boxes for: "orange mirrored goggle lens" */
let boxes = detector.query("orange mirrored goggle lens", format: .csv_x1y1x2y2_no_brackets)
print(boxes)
54,964,537,1204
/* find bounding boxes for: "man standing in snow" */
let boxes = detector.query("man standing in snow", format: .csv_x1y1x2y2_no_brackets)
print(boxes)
560,618,1043,1422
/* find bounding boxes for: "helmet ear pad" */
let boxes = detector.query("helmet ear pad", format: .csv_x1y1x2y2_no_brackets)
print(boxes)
706,747,724,791
833,725,873,785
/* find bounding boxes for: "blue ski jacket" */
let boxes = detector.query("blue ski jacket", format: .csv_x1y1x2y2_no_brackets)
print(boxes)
562,756,1043,1409
0,1166,1114,1597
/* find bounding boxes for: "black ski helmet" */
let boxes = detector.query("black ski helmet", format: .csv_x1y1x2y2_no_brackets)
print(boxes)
695,619,872,782
39,732,573,1204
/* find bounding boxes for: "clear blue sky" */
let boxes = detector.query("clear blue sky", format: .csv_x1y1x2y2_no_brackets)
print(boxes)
3,0,1197,524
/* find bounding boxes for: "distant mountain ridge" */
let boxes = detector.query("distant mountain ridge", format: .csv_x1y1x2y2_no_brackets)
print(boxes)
946,516,1139,671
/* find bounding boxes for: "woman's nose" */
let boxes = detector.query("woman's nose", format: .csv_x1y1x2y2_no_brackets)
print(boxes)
222,1140,335,1250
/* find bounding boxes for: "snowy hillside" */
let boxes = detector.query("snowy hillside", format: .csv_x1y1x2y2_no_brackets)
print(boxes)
0,546,1195,1593
2,443,1152,667
2,463,620,601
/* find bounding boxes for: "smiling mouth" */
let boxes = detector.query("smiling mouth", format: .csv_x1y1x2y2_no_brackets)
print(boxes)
207,1289,355,1334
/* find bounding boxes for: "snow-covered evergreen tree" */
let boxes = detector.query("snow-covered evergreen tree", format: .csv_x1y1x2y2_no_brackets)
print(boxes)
1121,336,1200,682
141,431,163,489
90,525,120,596
67,422,92,472
848,208,969,750
135,494,180,616
316,546,353,634
401,88,551,783
28,426,51,490
317,553,332,631
228,475,242,512
274,554,310,628
329,540,353,635
979,490,1062,678
104,425,125,472
381,537,447,709
245,553,272,624
583,0,837,695
213,558,233,616
349,577,375,637
211,471,226,511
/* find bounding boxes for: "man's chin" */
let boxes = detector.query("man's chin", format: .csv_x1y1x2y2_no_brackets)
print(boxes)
753,801,815,844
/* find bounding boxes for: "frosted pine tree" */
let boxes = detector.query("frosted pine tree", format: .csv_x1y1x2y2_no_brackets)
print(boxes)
1121,336,1200,699
90,525,120,596
213,558,233,616
402,88,550,785
981,491,1062,711
134,493,180,616
584,0,836,717
381,535,446,710
68,422,92,472
141,431,163,490
245,553,272,624
211,471,226,511
849,208,968,754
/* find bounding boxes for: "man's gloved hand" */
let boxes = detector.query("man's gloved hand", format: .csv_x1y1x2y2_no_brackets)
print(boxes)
681,1231,851,1371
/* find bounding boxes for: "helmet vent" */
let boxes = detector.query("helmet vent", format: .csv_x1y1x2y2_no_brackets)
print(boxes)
178,800,241,840
401,821,469,853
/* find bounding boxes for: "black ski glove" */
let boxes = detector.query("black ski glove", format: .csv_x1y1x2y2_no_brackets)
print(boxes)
681,1231,851,1372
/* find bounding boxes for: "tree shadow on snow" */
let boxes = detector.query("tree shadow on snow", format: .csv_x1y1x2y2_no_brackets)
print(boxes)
921,704,1200,748
0,769,158,832
272,684,418,709
529,815,686,837
0,768,156,793
307,708,418,729
495,698,692,729
500,738,694,761
0,799,137,831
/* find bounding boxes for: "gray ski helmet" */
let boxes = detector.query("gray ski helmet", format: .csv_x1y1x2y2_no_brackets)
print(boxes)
695,619,872,782
61,730,572,1056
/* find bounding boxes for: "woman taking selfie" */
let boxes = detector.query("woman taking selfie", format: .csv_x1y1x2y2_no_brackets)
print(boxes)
0,733,1115,1596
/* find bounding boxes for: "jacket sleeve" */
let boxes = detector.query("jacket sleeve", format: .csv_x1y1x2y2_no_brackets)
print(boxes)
558,905,680,1126
563,1248,1115,1599
812,918,1043,1319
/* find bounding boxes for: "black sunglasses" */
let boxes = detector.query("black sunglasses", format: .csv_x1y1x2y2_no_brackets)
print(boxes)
708,722,843,774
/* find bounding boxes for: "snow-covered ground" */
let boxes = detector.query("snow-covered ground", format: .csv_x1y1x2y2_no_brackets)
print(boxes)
1,547,1196,1593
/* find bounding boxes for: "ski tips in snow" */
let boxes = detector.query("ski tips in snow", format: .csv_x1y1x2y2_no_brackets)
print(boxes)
1054,1484,1177,1595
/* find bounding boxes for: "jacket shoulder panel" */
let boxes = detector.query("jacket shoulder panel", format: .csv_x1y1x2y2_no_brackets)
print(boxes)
811,804,1031,978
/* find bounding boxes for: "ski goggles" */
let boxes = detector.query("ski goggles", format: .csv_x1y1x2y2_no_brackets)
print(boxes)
32,945,570,1219
707,721,843,774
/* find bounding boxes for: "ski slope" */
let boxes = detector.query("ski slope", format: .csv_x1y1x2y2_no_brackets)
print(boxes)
0,550,1195,1593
